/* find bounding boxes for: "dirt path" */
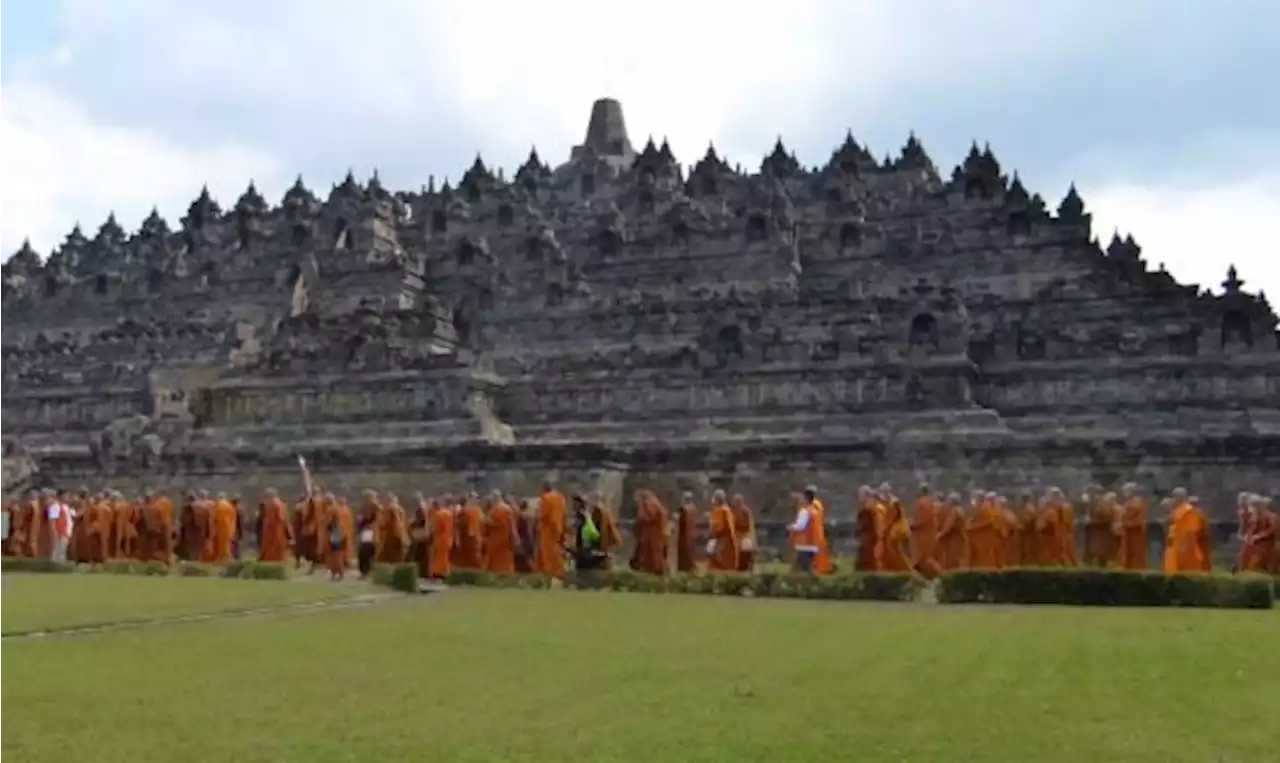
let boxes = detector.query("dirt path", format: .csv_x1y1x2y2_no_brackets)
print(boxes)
2,590,418,643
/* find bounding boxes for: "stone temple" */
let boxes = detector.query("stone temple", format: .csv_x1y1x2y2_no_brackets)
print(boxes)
3,98,1278,519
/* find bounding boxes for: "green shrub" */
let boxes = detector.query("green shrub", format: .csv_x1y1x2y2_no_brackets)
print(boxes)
177,562,216,577
936,568,1275,609
1,557,75,574
243,562,289,581
441,568,925,603
102,560,142,575
373,563,420,593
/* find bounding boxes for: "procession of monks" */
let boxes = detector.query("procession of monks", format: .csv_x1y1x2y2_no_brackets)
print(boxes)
3,480,1278,580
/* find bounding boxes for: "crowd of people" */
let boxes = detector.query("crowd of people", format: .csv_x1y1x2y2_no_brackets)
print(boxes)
2,479,1277,581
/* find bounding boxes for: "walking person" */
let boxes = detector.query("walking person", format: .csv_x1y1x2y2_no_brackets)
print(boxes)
789,493,820,574
48,490,73,564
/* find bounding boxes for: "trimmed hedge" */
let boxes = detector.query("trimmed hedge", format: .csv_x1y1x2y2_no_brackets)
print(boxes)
372,563,420,593
937,568,1275,609
444,569,927,602
0,556,289,581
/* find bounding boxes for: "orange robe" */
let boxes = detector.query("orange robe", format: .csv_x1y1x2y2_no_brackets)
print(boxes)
1059,503,1079,566
210,499,237,563
730,503,755,573
429,506,454,578
484,502,518,573
535,490,567,576
337,503,355,567
152,496,174,565
935,503,967,570
1014,501,1037,566
323,505,348,575
114,499,139,560
455,503,486,570
675,502,699,572
1193,505,1212,572
910,494,941,578
1163,502,1207,573
592,506,623,569
631,495,670,575
258,497,292,563
992,506,1015,569
967,501,1001,569
812,498,833,574
1118,498,1149,570
1035,502,1065,566
882,505,913,572
92,500,116,563
707,504,739,571
374,503,408,564
1084,500,1119,567
854,501,886,571
1241,510,1276,573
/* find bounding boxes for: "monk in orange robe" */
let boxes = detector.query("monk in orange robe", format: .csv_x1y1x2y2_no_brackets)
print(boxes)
932,492,964,569
484,492,519,574
806,485,833,574
1035,489,1066,566
728,493,756,573
1190,496,1212,571
257,489,293,563
706,489,739,571
536,482,568,576
675,492,700,572
966,492,1001,569
881,496,913,572
153,492,175,565
79,494,104,564
455,495,486,570
1116,483,1149,570
1059,489,1080,566
134,491,156,563
590,491,624,569
428,499,455,578
92,493,114,564
317,492,348,580
8,493,34,557
910,485,941,578
1163,488,1207,573
375,493,409,564
1011,492,1035,567
207,492,237,563
630,489,670,575
1244,494,1274,573
1084,489,1120,567
854,486,885,571
113,491,139,560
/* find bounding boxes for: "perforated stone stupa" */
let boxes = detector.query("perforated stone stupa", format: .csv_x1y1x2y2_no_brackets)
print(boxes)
3,99,1278,516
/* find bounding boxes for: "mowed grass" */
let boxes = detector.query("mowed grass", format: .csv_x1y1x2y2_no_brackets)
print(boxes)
4,587,1277,763
1,573,367,634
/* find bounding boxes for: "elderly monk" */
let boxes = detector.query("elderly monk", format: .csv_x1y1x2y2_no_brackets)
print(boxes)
910,484,941,578
1035,488,1067,566
881,495,914,572
455,493,487,570
484,492,519,574
1239,494,1269,573
854,485,885,571
1084,490,1120,568
630,489,670,575
429,497,455,579
706,489,739,571
257,488,293,563
1163,488,1207,573
675,492,700,573
209,492,238,563
536,480,568,576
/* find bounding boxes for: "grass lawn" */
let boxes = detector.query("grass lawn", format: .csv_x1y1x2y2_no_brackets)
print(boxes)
3,587,1277,763
0,573,368,635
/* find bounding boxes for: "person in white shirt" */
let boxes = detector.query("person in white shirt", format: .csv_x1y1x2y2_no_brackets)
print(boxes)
47,489,73,564
788,493,819,574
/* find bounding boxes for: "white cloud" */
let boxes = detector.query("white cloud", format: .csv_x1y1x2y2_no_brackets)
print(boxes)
0,82,278,255
1089,174,1280,297
1,0,1277,300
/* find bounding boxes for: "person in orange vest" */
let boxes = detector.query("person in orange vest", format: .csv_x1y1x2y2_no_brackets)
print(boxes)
788,492,821,574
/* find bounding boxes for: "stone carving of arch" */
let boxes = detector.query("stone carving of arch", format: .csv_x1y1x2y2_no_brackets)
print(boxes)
908,313,940,353
1221,309,1253,350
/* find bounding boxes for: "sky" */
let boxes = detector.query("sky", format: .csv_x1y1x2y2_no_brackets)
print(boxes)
2,0,1278,298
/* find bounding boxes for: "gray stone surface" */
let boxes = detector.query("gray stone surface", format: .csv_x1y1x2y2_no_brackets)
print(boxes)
4,99,1278,519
